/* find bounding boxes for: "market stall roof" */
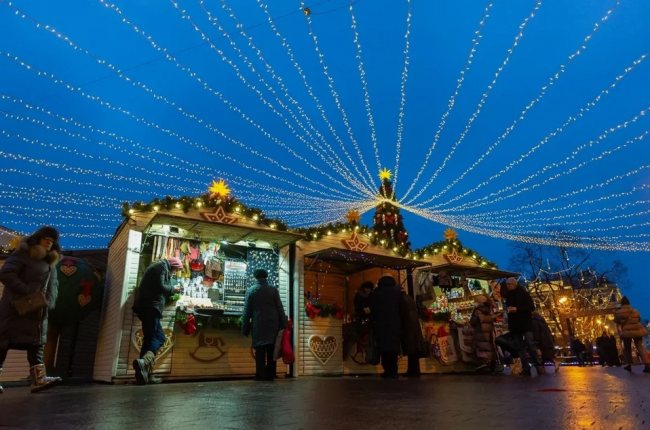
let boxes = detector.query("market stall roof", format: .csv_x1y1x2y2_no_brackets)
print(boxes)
305,247,430,275
146,214,304,248
418,263,519,280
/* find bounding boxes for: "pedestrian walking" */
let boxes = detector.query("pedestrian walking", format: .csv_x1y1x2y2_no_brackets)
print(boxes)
585,339,594,365
614,296,650,373
531,311,560,373
596,332,609,366
369,275,403,378
131,257,183,385
470,294,496,372
241,269,287,381
504,277,542,376
0,226,62,394
354,281,373,320
570,337,586,366
399,286,426,377
607,333,622,367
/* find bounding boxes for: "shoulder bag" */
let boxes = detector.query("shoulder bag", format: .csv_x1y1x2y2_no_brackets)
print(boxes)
13,267,51,316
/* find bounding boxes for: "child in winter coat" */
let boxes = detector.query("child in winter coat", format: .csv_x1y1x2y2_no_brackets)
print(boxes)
470,294,496,371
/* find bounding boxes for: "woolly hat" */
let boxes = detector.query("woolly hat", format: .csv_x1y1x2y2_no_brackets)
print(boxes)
167,257,184,270
26,226,60,247
377,274,396,288
254,269,268,279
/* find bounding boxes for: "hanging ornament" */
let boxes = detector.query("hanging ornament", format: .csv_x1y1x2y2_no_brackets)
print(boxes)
397,231,406,243
303,7,311,16
390,229,395,239
382,214,386,226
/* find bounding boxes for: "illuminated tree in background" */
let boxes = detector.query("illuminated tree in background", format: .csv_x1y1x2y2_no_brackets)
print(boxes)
372,169,411,252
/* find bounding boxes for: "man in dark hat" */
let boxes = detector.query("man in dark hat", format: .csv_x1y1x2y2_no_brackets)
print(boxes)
370,274,403,378
242,269,287,381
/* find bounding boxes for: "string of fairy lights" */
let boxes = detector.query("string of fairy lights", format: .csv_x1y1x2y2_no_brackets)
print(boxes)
0,0,647,252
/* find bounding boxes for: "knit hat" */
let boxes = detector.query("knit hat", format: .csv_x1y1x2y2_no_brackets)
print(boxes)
377,274,396,288
167,257,184,270
254,269,268,279
621,296,630,306
506,277,518,285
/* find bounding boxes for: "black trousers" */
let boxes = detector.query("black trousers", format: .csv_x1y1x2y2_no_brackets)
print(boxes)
0,343,44,368
254,344,276,380
380,352,399,375
406,355,421,375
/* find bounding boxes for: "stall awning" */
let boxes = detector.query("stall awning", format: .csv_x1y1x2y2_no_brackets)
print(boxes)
146,214,304,248
418,263,520,280
304,247,430,274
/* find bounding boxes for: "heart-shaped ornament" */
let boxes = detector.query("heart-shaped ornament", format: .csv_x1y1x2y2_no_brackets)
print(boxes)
60,266,77,276
132,328,175,359
78,294,92,307
308,335,338,365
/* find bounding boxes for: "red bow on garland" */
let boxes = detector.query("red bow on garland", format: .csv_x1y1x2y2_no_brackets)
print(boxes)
334,304,345,320
181,314,197,335
306,302,320,320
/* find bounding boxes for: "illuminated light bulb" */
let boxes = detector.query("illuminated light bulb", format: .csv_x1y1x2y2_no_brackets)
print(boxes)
175,203,181,209
235,206,241,212
153,205,159,211
312,233,318,238
128,209,134,214
380,239,386,244
443,245,448,249
341,229,346,233
270,224,276,229
252,215,259,220
327,231,332,236
393,247,398,251
559,297,568,304
196,201,202,207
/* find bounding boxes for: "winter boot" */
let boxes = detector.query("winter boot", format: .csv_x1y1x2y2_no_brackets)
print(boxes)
624,364,632,372
643,365,650,374
30,364,59,393
0,368,3,394
133,351,156,385
148,369,163,384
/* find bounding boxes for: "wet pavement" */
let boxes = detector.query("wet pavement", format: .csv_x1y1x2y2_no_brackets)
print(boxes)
0,366,648,430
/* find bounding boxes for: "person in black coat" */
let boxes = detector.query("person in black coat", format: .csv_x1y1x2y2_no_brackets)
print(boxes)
606,334,621,367
370,275,403,378
504,278,542,375
132,257,183,385
596,332,609,366
354,281,374,320
570,337,586,366
400,289,426,377
532,312,559,373
242,270,287,381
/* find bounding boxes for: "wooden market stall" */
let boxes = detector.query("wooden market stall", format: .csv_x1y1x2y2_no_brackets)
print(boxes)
92,196,303,383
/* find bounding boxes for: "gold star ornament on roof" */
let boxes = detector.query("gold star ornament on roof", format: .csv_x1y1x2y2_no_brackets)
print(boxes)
343,232,369,252
209,179,231,198
444,228,458,242
444,248,464,265
345,210,361,224
379,168,392,181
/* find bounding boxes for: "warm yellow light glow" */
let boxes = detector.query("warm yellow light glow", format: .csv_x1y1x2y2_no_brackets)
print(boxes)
379,168,392,181
209,179,231,197
559,297,568,304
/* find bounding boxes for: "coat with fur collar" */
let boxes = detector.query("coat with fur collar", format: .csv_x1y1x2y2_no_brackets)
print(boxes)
0,242,59,348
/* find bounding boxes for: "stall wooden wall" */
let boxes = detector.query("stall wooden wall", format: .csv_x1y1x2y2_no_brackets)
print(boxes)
0,258,30,382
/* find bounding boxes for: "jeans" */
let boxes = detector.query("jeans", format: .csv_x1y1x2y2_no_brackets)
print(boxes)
0,343,44,368
380,352,399,375
623,337,649,365
254,344,276,380
138,308,166,358
514,331,541,370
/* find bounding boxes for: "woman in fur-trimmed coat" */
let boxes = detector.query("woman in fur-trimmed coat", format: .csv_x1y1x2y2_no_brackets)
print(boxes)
470,294,496,371
0,226,62,393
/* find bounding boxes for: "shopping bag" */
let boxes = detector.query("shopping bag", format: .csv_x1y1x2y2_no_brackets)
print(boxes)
273,330,284,361
281,328,295,365
365,328,380,365
437,326,458,365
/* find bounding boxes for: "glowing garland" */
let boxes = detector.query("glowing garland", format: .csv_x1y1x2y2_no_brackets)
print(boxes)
468,209,650,230
0,205,121,221
418,0,625,207
405,0,543,205
256,0,373,195
299,0,377,191
400,0,493,201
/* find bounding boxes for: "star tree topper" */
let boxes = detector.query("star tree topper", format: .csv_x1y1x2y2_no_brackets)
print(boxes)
379,168,392,181
444,228,458,242
343,232,369,252
345,210,361,224
209,179,231,199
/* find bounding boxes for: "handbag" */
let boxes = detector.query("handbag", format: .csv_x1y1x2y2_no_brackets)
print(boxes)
365,327,380,365
273,329,284,361
13,268,51,317
281,328,295,365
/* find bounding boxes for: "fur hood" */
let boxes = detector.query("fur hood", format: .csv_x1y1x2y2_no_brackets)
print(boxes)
17,240,60,266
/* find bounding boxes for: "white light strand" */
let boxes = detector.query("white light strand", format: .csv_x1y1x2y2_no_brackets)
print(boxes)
348,0,385,184
431,47,646,209
3,6,364,202
256,0,374,194
400,0,493,201
299,0,377,190
0,186,121,209
443,121,650,213
0,204,122,221
98,0,369,200
405,0,542,205
211,0,374,197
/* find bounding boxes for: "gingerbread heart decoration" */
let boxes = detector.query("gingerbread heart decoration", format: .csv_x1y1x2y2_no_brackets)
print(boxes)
60,265,77,276
132,327,175,358
78,294,91,307
308,335,338,365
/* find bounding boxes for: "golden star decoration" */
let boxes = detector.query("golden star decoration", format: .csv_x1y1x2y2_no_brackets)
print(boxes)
209,179,231,198
200,206,237,224
343,232,369,252
379,168,392,181
444,248,464,265
444,228,458,242
345,210,361,224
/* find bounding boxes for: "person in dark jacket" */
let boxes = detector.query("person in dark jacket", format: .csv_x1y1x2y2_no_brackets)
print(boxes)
615,296,650,373
531,311,559,373
570,337,586,366
354,281,374,320
0,226,62,394
131,257,183,385
584,339,594,365
400,288,426,377
504,277,542,376
606,334,622,367
470,294,496,372
242,269,287,381
370,275,403,378
596,332,609,366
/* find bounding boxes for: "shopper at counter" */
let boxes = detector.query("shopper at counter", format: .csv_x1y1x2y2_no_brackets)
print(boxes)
242,269,287,381
370,275,402,378
400,287,426,377
132,257,183,385
354,281,374,319
504,277,542,376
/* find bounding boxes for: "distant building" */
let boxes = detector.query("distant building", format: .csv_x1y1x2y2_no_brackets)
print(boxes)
0,225,21,253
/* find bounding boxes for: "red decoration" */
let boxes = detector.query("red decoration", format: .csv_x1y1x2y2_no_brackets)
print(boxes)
181,315,197,335
306,302,320,319
334,304,345,320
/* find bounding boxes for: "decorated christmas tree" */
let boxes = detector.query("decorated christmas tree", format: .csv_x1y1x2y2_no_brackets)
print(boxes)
372,169,411,251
